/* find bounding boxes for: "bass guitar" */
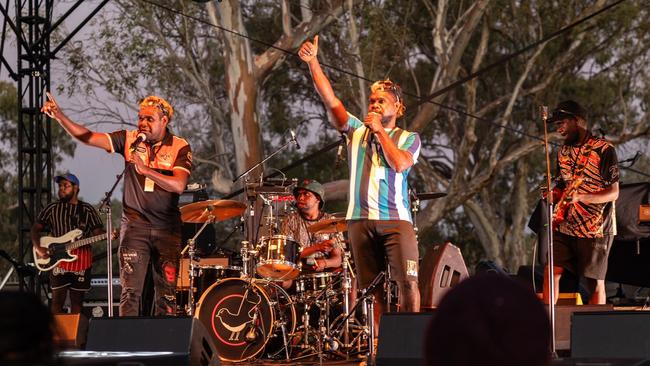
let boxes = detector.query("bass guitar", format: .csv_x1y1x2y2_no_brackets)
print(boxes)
34,229,115,271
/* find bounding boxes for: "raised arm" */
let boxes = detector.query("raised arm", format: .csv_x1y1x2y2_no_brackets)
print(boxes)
41,92,111,151
299,36,349,131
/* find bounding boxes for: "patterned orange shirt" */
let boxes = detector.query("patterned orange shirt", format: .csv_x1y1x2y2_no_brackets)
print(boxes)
555,135,619,238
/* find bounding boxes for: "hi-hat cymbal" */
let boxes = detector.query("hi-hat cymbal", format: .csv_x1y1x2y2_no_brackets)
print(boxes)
307,217,347,234
180,199,246,223
414,192,447,201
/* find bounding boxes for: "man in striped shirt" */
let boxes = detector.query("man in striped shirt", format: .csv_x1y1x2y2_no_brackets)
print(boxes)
299,36,422,326
31,173,104,314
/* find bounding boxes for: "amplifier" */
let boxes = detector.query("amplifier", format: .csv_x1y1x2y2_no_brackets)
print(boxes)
83,277,120,317
85,277,121,302
82,301,119,318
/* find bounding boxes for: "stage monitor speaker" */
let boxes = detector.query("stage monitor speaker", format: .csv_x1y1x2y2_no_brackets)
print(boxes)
376,312,435,366
553,304,613,351
571,311,650,359
419,242,469,309
53,313,88,349
85,316,219,366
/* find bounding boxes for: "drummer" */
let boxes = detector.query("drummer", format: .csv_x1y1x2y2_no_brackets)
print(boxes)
279,179,343,274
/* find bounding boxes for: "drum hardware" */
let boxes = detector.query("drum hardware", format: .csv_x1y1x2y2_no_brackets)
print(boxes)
329,270,385,364
179,199,246,316
409,189,447,239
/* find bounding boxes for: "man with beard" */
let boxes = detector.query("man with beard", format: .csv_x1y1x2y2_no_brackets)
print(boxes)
31,173,104,314
41,94,192,316
280,179,343,274
299,36,422,332
543,100,619,305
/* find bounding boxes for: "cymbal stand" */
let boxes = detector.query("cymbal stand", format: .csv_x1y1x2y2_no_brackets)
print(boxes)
333,271,384,362
240,240,253,277
185,212,215,316
338,250,355,350
384,262,396,312
98,165,127,317
410,189,420,240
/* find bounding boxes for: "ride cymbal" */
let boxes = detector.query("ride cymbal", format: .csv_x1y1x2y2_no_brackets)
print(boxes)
307,217,347,234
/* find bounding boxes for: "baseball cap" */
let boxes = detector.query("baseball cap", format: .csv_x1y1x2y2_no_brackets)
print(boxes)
54,173,79,186
549,100,587,123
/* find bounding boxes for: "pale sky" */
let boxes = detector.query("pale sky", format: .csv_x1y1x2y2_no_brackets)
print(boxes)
1,3,124,204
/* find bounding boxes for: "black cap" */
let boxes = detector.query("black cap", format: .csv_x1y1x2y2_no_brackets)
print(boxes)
549,100,587,122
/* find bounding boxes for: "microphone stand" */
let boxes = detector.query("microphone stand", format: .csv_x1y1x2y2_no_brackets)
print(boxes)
98,166,127,317
540,106,557,357
232,133,298,183
232,133,298,246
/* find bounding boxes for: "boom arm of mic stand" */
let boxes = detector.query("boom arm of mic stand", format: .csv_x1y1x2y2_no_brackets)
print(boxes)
98,165,127,318
232,138,296,183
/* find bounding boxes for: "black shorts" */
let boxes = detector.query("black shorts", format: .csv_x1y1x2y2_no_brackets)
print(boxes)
348,220,419,289
50,267,92,292
552,231,613,280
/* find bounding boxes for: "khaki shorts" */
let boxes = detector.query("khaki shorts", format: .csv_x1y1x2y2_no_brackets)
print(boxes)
552,231,613,280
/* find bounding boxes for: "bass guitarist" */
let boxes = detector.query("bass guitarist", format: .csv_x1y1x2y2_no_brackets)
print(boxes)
543,100,619,305
31,173,104,314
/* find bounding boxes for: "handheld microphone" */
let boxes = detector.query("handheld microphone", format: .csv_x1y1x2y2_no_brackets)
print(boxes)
362,112,380,147
334,143,344,168
129,132,147,153
289,129,301,149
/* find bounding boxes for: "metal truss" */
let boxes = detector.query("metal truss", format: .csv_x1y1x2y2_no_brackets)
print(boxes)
0,0,109,293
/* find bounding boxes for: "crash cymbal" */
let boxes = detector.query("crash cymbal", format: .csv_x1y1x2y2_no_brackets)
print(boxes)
414,192,447,201
180,199,246,223
307,217,347,234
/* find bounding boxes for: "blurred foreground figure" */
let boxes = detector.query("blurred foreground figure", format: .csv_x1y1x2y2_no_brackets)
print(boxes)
425,274,551,366
0,291,56,365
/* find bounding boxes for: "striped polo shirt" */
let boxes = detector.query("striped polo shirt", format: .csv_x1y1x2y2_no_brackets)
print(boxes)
344,113,421,222
37,200,104,271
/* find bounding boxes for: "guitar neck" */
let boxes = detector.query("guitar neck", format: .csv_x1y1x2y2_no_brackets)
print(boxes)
65,233,108,251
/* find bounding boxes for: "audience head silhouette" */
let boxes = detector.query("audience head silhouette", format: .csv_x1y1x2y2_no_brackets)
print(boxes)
426,274,551,366
0,291,55,365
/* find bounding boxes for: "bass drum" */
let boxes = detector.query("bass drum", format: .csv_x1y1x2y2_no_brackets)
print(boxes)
195,278,296,362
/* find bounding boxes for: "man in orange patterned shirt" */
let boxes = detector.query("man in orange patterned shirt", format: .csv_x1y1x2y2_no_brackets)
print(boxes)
543,100,619,305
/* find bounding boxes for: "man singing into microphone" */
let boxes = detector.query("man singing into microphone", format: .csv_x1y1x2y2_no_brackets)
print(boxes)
299,36,422,331
41,94,192,316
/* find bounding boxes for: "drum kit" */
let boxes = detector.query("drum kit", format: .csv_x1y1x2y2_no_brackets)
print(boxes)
176,183,372,363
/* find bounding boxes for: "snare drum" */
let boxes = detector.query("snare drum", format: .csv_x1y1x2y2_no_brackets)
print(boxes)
256,235,300,280
295,271,341,296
